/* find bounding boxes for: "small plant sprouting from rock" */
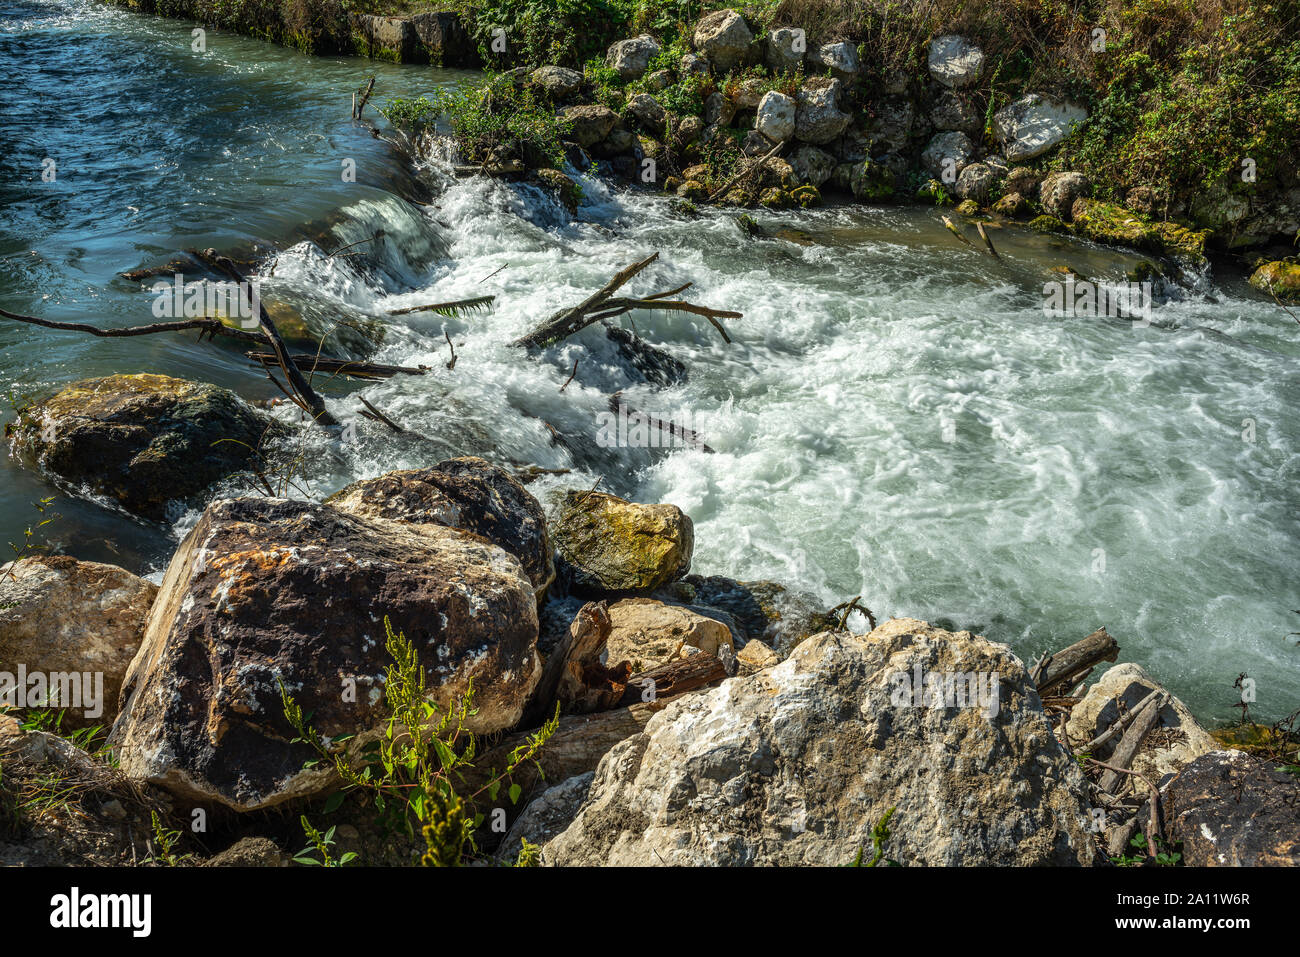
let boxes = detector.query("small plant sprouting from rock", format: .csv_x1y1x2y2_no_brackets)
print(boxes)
1110,832,1182,867
3,496,61,584
514,837,542,867
146,811,191,867
281,615,559,866
850,806,898,867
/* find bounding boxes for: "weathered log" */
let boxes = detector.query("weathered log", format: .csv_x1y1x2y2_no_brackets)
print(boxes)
617,652,728,707
1032,627,1119,697
1075,687,1163,755
1097,693,1167,794
520,602,630,727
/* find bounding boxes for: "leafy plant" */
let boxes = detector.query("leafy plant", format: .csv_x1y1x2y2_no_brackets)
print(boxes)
281,616,559,866
294,815,357,866
146,810,192,866
4,497,60,583
850,806,898,866
1110,832,1182,867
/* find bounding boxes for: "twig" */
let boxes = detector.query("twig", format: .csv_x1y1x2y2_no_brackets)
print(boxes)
707,140,784,203
559,357,579,392
352,76,376,120
356,396,405,434
444,330,457,370
326,231,384,260
976,221,1000,259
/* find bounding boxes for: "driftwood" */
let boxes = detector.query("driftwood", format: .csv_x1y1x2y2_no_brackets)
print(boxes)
352,76,376,120
608,393,714,452
1076,687,1163,755
706,139,784,203
617,652,728,707
511,252,739,349
941,215,974,247
0,307,266,344
1031,627,1119,698
355,397,406,434
1097,692,1167,795
520,602,630,727
976,222,1000,259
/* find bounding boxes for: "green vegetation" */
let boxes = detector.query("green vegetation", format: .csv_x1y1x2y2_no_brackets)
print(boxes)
281,616,559,866
849,806,898,866
1110,832,1182,866
383,77,574,168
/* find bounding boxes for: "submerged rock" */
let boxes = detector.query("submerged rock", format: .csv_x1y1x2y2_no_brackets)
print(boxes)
328,457,556,600
8,374,272,521
546,619,1098,865
1165,750,1300,866
0,555,157,728
1070,199,1209,259
110,497,540,810
552,490,693,595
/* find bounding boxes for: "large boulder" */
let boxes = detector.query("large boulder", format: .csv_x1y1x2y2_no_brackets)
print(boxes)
327,457,555,600
954,162,999,204
552,491,693,595
0,556,157,727
927,35,984,88
352,14,415,62
604,598,735,674
754,90,796,142
499,771,594,862
606,34,660,81
546,619,1098,865
794,76,851,145
1039,171,1090,220
558,104,619,148
410,12,479,67
530,65,583,99
868,98,915,153
921,130,975,182
8,374,272,521
1165,750,1300,866
625,92,667,135
692,9,753,72
993,94,1087,162
109,497,540,810
1065,663,1216,786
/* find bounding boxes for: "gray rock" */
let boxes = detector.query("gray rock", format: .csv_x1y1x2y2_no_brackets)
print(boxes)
808,41,860,81
766,27,805,74
546,619,1099,865
500,772,594,863
530,65,583,99
928,35,984,88
625,92,667,134
993,94,1087,161
693,9,753,72
929,89,981,135
789,144,837,187
921,130,975,182
679,52,710,76
703,90,735,127
1040,171,1090,220
954,162,999,204
1165,750,1300,866
206,837,282,867
606,34,660,80
754,90,796,142
869,98,915,153
558,104,619,148
794,76,851,145
410,12,478,67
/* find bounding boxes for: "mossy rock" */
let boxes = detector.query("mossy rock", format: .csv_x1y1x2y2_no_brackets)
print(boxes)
551,490,694,596
955,199,980,216
1248,260,1300,302
758,187,795,209
676,179,708,201
1210,723,1297,758
1126,260,1167,284
9,374,277,521
662,175,683,194
1069,199,1209,260
791,184,821,208
1029,215,1067,234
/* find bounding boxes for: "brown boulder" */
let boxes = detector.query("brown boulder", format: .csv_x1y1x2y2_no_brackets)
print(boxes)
110,497,540,811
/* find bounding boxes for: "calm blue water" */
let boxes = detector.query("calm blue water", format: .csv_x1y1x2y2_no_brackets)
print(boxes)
2,0,1298,724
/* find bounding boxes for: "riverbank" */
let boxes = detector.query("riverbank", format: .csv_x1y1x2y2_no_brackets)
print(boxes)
1,0,1297,868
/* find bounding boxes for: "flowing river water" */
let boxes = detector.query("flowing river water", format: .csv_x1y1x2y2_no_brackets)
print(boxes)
2,0,1298,724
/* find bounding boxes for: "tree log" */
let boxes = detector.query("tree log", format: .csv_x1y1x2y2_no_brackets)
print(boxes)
1032,627,1119,697
1097,693,1167,794
617,652,728,707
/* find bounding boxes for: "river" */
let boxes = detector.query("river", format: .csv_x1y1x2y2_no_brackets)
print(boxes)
2,0,1298,724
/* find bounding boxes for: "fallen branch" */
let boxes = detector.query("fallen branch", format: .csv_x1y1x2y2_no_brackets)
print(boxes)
617,652,728,707
0,307,266,343
352,76,376,120
707,139,784,203
246,353,427,379
1097,693,1167,795
513,253,659,348
387,295,495,317
356,396,406,434
608,394,714,452
1077,688,1163,755
941,215,974,247
976,222,1000,260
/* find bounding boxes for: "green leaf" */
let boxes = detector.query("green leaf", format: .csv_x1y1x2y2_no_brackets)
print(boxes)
322,792,346,814
508,783,522,804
